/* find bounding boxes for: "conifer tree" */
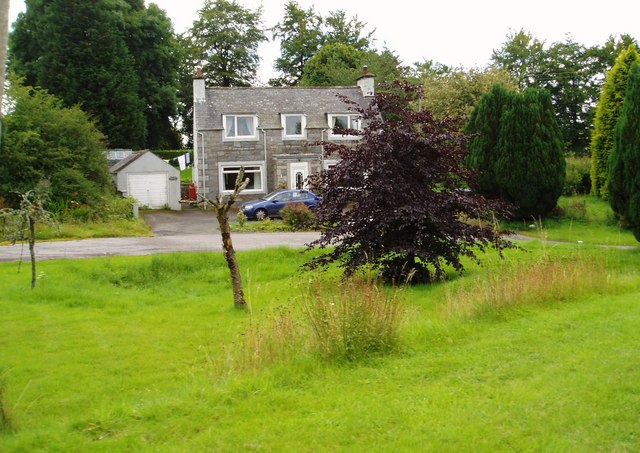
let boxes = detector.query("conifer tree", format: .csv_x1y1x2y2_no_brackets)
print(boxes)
590,45,640,197
465,84,514,197
608,62,640,241
495,88,566,217
10,0,179,149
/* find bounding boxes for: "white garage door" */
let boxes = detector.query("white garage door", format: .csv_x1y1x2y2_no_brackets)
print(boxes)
128,173,168,208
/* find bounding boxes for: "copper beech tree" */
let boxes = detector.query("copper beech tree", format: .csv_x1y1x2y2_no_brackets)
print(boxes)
203,168,249,308
307,82,513,284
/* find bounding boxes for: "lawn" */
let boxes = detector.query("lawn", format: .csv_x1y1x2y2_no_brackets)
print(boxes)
1,241,639,451
505,195,637,246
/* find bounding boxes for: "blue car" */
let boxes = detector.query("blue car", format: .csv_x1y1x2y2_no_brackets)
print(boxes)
241,189,322,220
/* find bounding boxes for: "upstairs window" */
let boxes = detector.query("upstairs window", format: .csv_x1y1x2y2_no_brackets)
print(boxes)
281,114,306,140
328,114,361,139
223,115,258,140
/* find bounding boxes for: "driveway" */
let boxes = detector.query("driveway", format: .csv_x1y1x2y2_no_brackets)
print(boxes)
0,208,320,262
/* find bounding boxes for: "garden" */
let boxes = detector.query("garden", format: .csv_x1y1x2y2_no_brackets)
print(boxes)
1,209,639,451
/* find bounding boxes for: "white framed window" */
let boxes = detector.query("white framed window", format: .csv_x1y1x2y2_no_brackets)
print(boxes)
223,115,258,140
219,162,265,194
281,114,306,140
328,114,361,140
323,159,339,171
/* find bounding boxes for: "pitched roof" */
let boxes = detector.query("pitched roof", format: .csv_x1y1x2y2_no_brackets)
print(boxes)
109,151,146,173
196,86,368,131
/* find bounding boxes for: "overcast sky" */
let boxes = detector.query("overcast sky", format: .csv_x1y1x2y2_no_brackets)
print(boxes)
9,0,639,84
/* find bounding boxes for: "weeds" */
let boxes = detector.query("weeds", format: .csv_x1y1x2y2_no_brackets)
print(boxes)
445,253,611,319
303,275,406,362
221,306,307,373
219,276,407,372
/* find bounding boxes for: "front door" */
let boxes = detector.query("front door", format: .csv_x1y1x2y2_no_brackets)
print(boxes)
289,162,309,190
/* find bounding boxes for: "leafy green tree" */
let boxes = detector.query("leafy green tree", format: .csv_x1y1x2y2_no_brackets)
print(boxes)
495,88,566,217
125,3,181,149
608,62,640,241
300,43,402,88
271,1,324,86
271,2,376,87
492,31,633,154
300,43,362,86
324,10,374,51
188,0,266,87
307,82,512,284
538,39,604,153
10,0,179,150
466,84,515,197
590,45,639,198
0,79,110,207
491,29,545,89
420,66,517,119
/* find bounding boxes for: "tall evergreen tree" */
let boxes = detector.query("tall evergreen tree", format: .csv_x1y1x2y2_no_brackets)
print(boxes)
590,45,640,197
495,88,566,217
188,0,266,87
466,84,514,197
271,1,324,86
10,0,179,149
608,62,640,241
125,3,181,149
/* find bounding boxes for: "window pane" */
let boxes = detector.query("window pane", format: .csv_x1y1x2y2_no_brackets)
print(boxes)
225,117,236,137
332,116,348,129
237,117,253,136
223,171,239,190
285,116,302,135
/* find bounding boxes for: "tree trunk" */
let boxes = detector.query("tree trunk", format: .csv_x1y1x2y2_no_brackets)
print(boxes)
28,217,37,289
0,0,10,146
216,209,246,308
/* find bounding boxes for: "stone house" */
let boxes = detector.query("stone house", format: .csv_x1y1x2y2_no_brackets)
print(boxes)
191,68,374,201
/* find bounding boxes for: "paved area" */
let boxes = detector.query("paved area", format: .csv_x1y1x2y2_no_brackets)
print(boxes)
0,208,320,262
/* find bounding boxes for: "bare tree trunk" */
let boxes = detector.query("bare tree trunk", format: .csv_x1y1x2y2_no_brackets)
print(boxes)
0,0,10,146
205,167,249,308
215,206,245,307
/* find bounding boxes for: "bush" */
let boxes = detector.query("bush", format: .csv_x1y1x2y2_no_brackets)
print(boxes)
281,202,315,230
564,156,591,195
48,195,136,223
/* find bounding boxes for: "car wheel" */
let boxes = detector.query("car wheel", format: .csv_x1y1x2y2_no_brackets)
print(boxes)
255,208,268,221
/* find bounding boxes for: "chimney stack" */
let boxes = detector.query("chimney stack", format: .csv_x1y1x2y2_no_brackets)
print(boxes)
193,67,205,103
356,65,374,97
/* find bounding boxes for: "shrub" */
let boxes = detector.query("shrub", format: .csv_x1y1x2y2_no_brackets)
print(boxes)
564,156,591,195
281,202,315,230
302,276,406,362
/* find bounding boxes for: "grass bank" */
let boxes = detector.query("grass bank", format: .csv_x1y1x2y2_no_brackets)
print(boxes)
1,243,639,451
506,195,637,246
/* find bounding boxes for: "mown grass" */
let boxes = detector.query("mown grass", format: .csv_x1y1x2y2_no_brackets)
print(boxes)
1,243,640,451
506,195,637,246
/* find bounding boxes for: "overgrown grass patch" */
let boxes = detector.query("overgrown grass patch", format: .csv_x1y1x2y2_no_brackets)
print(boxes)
1,244,640,451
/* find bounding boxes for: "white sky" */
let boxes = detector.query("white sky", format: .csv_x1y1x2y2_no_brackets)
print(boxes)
9,0,639,84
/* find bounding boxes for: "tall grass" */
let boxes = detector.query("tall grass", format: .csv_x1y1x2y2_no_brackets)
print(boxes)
218,276,407,373
445,253,611,318
303,276,406,362
0,371,12,433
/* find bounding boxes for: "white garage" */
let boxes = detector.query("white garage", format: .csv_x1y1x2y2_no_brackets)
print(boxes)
110,151,181,210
